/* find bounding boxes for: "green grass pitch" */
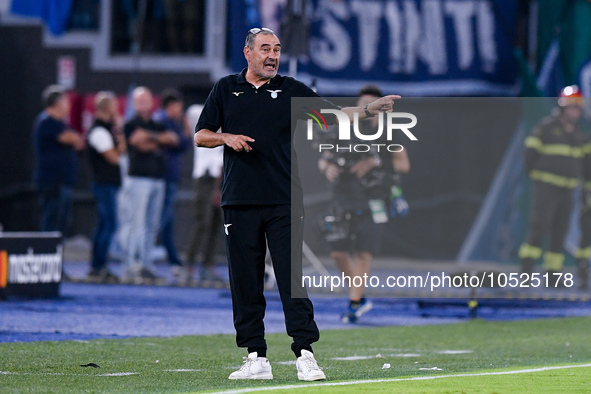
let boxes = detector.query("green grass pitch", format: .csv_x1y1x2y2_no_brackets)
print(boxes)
1,317,591,393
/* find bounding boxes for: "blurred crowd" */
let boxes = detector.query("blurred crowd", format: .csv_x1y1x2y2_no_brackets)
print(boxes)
33,84,223,285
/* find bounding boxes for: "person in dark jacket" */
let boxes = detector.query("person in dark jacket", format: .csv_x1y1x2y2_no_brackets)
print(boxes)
33,85,84,235
153,89,191,283
122,87,180,283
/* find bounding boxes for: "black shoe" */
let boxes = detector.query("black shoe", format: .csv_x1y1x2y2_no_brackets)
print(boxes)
87,268,101,277
101,269,120,284
140,268,162,284
86,268,101,283
199,266,224,282
86,268,119,284
140,268,159,279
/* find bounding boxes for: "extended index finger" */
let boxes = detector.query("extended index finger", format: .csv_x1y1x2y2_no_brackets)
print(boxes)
383,95,402,101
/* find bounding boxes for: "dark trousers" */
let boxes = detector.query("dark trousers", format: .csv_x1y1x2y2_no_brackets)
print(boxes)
577,201,591,259
519,181,573,271
577,199,591,287
186,176,222,267
39,184,72,236
160,182,182,266
223,204,319,358
91,183,119,271
579,207,591,253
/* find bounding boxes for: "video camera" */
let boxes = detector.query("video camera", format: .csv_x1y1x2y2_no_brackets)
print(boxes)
311,126,398,198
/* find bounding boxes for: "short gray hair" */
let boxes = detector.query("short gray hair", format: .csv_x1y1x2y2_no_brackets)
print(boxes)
245,28,276,49
132,86,152,101
42,85,65,108
94,91,116,112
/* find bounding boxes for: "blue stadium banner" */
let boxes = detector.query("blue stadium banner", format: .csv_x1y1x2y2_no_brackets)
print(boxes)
227,0,518,96
10,0,75,35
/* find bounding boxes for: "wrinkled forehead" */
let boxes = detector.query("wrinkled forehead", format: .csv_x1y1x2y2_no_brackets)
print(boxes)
134,93,153,108
253,33,281,49
136,92,152,101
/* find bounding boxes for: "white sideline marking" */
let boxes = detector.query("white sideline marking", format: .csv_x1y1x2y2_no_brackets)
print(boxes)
331,356,374,361
165,369,203,372
390,353,421,357
276,361,297,366
97,372,139,377
1,372,72,376
210,363,591,394
437,350,473,355
1,371,138,377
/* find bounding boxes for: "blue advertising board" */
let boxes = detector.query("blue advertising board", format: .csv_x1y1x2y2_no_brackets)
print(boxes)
227,0,518,96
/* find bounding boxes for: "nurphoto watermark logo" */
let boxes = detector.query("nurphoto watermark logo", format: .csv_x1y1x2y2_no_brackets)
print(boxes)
305,108,418,153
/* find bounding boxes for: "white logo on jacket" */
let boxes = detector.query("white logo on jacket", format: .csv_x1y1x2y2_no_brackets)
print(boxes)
266,90,282,99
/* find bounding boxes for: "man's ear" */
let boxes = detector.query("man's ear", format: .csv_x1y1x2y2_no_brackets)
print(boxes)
244,46,250,59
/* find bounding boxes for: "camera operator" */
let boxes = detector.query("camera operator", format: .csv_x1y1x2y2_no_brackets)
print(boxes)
318,85,410,323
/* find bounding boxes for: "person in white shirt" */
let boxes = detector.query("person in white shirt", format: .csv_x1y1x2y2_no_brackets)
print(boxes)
185,104,225,282
86,91,125,282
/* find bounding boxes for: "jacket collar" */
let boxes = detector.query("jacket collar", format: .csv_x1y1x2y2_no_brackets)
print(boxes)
237,68,281,88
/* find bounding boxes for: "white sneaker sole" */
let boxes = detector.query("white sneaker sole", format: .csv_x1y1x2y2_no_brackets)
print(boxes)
228,372,273,380
298,371,326,381
355,300,373,318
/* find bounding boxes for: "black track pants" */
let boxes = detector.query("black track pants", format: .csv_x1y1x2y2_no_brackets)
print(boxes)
222,204,319,357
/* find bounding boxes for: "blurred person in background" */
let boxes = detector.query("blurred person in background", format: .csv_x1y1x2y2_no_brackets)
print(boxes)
122,86,179,283
519,85,586,288
318,85,410,323
153,88,192,284
86,91,126,283
33,85,84,236
185,104,225,282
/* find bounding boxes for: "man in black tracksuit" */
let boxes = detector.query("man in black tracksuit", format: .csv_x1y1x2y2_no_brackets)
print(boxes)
194,28,399,381
519,86,585,287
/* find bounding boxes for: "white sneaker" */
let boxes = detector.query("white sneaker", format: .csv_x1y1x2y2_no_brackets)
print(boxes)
228,352,273,380
296,349,326,381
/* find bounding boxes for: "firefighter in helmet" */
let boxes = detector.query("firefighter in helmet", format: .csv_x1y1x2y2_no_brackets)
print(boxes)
519,85,586,287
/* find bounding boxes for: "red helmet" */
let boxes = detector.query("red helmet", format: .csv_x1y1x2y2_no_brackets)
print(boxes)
558,85,584,107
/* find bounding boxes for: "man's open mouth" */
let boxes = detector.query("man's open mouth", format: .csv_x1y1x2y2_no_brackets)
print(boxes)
264,62,276,71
